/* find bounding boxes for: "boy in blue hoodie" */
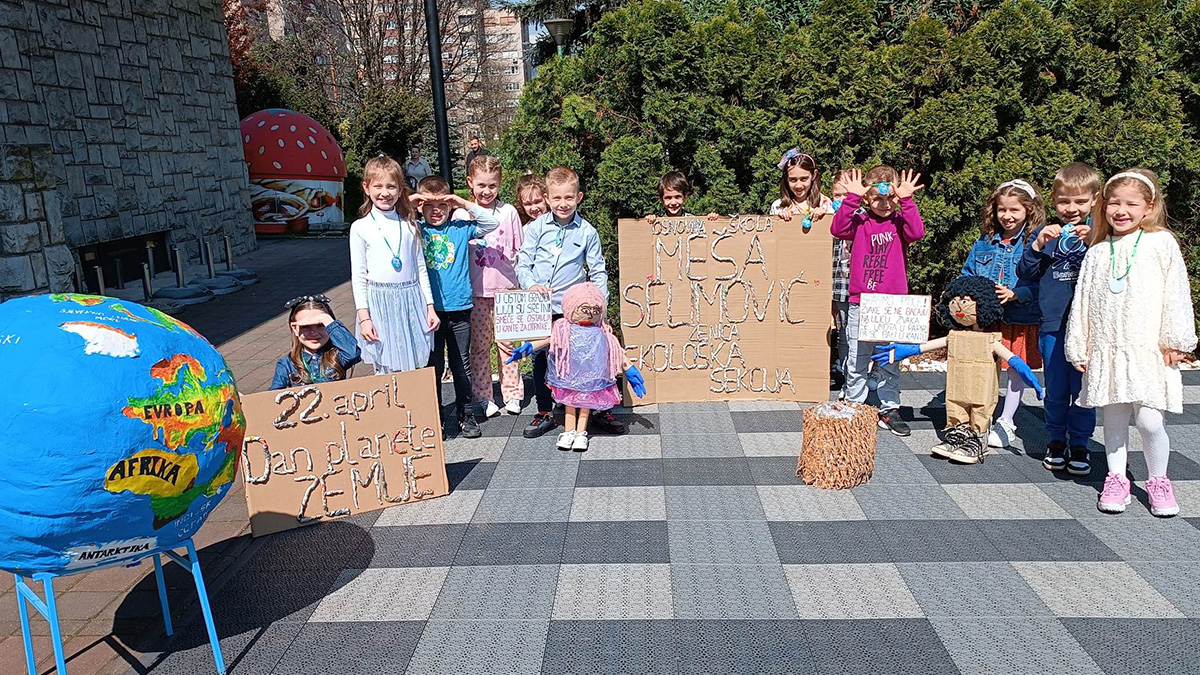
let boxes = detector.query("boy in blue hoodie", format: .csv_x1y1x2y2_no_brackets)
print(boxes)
1017,163,1099,475
414,176,498,438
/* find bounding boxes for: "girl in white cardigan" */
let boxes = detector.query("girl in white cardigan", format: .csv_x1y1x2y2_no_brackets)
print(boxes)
350,155,440,373
1066,168,1196,517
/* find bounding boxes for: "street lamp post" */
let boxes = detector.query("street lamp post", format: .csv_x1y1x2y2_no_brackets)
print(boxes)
543,17,574,58
424,0,454,187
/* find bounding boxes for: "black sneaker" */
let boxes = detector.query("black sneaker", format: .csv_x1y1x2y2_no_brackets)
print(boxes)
1043,440,1068,471
1067,446,1091,476
523,411,557,438
945,425,987,464
590,409,627,435
460,414,482,439
877,410,910,437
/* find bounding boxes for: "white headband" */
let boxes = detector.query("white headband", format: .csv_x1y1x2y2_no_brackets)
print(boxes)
1106,171,1156,199
997,179,1037,200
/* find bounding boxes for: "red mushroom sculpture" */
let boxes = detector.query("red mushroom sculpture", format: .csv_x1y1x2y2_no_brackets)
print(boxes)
240,109,346,235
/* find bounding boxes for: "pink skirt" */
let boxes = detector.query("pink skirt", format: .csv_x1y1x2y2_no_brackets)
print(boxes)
550,384,622,410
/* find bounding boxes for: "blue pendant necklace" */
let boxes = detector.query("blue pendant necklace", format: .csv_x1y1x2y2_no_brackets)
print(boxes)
376,211,404,271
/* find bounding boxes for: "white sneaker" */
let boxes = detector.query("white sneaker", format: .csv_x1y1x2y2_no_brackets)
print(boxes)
483,401,501,418
556,431,576,450
571,431,589,452
988,418,1016,448
504,399,522,415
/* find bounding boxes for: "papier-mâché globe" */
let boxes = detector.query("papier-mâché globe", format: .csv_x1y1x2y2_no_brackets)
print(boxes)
0,294,244,574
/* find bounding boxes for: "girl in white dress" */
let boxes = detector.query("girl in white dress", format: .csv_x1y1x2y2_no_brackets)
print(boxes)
1066,168,1196,516
350,155,440,373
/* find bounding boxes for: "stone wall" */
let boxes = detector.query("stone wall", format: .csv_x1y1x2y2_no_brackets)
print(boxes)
0,0,256,299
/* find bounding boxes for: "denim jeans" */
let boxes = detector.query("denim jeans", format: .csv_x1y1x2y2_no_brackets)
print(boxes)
844,302,899,413
1039,329,1096,447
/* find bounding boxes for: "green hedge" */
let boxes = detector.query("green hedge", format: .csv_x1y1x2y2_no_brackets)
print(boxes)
499,0,1200,323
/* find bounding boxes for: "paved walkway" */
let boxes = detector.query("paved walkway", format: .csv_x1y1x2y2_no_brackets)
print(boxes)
6,239,1200,674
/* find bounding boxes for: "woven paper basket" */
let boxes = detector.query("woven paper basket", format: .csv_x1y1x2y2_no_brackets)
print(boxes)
797,402,878,489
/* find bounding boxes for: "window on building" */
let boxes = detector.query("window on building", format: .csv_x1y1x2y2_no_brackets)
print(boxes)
386,20,397,29
509,65,519,74
383,54,398,63
504,82,520,92
458,14,475,25
384,37,399,47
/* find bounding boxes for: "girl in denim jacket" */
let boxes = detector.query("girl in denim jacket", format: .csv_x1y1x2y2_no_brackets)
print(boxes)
961,179,1043,449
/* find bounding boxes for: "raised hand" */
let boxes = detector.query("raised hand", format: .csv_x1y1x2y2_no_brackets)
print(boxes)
871,343,922,365
893,169,926,200
1035,224,1062,249
507,342,535,364
625,365,647,398
842,168,867,197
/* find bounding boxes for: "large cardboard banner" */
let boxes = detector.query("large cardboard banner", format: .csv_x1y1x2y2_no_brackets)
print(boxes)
618,215,833,404
240,369,449,537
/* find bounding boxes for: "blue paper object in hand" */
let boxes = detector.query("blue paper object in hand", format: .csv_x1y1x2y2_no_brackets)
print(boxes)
507,341,534,364
872,343,921,365
1007,355,1045,400
625,365,646,398
0,294,245,574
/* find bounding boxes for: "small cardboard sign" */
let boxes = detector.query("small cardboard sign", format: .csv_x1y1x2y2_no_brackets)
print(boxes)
239,369,449,537
857,293,932,344
494,290,553,341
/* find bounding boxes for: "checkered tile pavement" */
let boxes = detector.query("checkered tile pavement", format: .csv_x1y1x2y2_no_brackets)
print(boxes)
137,372,1200,674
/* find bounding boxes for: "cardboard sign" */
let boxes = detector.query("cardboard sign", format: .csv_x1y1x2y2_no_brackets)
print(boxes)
494,290,552,341
857,293,931,344
618,215,833,404
239,369,449,537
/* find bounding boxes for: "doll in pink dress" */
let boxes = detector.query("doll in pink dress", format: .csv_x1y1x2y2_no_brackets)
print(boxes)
510,282,645,452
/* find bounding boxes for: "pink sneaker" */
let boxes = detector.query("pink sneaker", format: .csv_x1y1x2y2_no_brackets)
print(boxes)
1146,476,1180,517
1097,472,1132,513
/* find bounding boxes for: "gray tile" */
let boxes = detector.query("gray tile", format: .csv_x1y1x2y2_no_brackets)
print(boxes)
731,410,803,433
770,521,889,564
443,437,504,463
486,459,579,490
563,520,670,564
613,412,660,435
1081,517,1200,561
406,619,549,674
541,620,678,674
665,485,766,520
931,617,1103,675
471,487,573,523
975,519,1120,562
872,520,1005,562
446,460,496,491
1036,481,1156,520
668,520,780,564
150,621,305,675
658,401,730,412
552,564,674,619
942,483,1072,519
1062,618,1200,675
430,564,558,620
851,484,967,520
570,486,667,522
660,432,744,458
579,434,662,460
672,620,816,673
269,621,425,674
801,618,959,674
729,400,802,411
374,489,484,526
670,565,798,619
309,567,449,621
659,410,736,435
498,434,579,461
748,456,805,485
917,453,1047,484
897,562,1051,617
205,566,347,625
783,563,923,619
662,457,754,485
239,519,378,572
368,525,466,567
738,431,802,456
756,485,867,521
1130,561,1200,617
865,454,939,485
574,458,663,487
871,429,914,455
1015,562,1184,618
455,522,567,566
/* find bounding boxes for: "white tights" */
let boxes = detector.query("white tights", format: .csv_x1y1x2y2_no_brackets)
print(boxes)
1103,403,1171,478
998,375,1024,422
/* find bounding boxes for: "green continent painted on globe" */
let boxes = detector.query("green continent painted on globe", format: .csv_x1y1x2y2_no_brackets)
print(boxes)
123,354,239,450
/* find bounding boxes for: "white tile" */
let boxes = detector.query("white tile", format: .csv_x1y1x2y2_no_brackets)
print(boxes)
552,564,673,619
784,564,923,619
309,567,449,621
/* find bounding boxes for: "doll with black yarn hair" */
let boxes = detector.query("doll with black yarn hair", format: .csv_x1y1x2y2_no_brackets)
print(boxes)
872,275,1044,464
